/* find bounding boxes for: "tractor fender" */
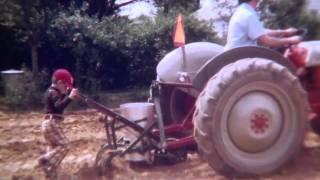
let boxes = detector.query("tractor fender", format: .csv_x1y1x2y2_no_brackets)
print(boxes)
192,46,296,91
156,42,223,83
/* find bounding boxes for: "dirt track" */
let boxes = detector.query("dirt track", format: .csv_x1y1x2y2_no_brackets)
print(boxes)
1,109,320,180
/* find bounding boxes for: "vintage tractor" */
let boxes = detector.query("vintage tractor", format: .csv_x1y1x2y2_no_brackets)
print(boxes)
80,29,320,177
156,39,312,177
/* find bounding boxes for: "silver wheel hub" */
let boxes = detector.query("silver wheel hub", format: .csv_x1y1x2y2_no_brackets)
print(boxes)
228,91,283,153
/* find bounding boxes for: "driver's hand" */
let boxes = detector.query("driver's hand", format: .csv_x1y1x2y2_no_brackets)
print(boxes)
283,28,299,36
287,35,302,45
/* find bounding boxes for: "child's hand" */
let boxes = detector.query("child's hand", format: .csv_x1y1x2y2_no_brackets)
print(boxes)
69,88,79,100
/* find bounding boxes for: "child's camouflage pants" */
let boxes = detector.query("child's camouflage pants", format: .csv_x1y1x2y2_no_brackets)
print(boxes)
40,116,69,177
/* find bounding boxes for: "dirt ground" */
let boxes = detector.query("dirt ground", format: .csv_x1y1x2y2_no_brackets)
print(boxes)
2,109,320,180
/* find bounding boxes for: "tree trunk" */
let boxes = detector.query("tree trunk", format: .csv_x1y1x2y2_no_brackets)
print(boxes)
196,0,200,9
164,2,169,14
31,44,38,76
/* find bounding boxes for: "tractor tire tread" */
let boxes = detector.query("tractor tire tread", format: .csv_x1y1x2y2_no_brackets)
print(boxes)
193,58,309,177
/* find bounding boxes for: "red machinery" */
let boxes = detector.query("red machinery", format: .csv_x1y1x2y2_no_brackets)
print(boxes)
80,29,320,178
79,81,197,174
286,42,320,133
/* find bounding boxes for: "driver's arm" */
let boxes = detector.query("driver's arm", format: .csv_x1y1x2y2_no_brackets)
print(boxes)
257,34,301,48
266,28,299,37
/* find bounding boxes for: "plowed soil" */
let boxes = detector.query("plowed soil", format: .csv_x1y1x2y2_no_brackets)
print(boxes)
1,109,320,180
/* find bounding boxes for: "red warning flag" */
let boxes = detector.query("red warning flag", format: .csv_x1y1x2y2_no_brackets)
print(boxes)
173,14,185,47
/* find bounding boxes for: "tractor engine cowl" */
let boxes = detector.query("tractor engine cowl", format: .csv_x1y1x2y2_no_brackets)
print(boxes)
156,42,223,83
285,46,307,68
286,41,320,89
293,41,320,67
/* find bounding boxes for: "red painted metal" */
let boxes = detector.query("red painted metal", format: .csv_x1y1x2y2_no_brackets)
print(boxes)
285,46,307,68
151,82,196,149
166,136,195,150
153,107,194,136
286,50,320,117
250,114,269,134
309,89,320,114
313,67,320,89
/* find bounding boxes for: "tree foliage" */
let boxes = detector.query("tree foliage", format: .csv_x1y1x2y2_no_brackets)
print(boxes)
47,8,217,91
2,0,319,108
259,0,320,39
0,0,61,75
0,0,151,76
153,0,200,14
213,0,320,40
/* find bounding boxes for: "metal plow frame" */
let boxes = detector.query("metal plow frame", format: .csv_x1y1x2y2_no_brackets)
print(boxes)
79,81,196,174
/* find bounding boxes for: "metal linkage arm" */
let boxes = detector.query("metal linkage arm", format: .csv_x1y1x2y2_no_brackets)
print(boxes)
78,93,159,141
150,81,166,150
120,120,159,156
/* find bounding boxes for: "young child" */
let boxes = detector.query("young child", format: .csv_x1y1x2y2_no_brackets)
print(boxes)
38,69,78,179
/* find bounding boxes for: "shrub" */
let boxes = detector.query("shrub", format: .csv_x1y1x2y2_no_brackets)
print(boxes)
47,10,218,92
2,69,50,109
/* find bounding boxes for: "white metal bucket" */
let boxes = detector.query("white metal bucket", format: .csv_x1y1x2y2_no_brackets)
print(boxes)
120,102,155,162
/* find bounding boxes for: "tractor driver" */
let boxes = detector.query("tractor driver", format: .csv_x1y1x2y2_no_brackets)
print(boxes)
224,0,301,51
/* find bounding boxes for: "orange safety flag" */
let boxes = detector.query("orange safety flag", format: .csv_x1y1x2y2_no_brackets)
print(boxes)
173,14,185,47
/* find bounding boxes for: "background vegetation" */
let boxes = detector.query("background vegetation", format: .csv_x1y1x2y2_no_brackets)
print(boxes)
0,0,319,108
259,0,320,40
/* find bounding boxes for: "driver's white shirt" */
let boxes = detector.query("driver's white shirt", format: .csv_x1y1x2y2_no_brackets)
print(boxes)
224,3,266,51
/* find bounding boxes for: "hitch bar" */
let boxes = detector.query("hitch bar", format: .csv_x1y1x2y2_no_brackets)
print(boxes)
78,94,160,142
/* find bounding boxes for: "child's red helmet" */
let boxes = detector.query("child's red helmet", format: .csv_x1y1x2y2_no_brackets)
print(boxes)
52,69,74,89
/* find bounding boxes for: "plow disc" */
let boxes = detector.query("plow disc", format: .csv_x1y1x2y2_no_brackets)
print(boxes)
94,144,125,175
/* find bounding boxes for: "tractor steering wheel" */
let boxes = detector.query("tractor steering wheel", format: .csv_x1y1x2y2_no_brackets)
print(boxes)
281,28,308,55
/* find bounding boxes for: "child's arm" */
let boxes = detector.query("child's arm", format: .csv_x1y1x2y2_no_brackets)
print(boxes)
46,88,78,113
51,90,72,112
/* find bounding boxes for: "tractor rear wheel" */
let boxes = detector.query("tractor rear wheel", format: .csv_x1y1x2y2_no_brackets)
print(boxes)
193,58,309,177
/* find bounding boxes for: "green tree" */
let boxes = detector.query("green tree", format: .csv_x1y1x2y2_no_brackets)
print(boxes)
48,8,217,91
259,0,320,39
0,0,218,92
212,0,320,40
0,0,60,76
154,0,200,14
87,0,144,18
0,0,151,76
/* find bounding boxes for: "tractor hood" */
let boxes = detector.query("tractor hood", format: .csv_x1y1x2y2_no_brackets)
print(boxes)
156,42,223,83
298,41,320,67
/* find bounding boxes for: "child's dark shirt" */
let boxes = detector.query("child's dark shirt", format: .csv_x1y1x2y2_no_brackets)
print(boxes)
44,86,71,115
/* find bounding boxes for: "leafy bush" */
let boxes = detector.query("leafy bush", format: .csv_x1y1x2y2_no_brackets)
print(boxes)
1,1,219,95
47,10,218,91
2,69,49,109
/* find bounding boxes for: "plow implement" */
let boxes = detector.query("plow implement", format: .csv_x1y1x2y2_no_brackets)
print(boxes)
74,28,320,177
78,81,197,174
